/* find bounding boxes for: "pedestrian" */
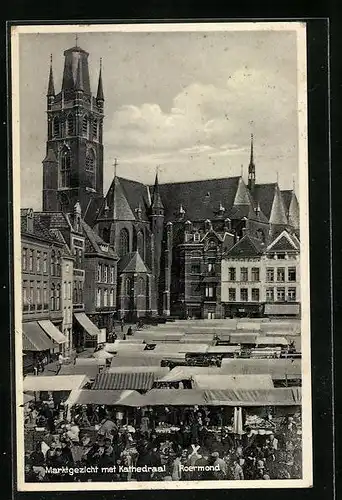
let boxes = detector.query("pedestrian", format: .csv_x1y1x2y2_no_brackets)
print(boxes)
120,318,125,333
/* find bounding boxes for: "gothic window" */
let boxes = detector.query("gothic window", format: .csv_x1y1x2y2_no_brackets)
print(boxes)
125,277,133,295
50,250,55,276
137,230,145,259
79,284,83,304
56,285,61,310
85,149,96,189
103,289,108,307
102,227,110,243
119,228,129,258
82,115,88,137
50,283,55,311
53,117,60,137
73,286,78,304
60,148,71,188
67,114,75,136
92,119,98,139
56,251,61,276
138,277,144,295
97,289,101,307
109,289,114,307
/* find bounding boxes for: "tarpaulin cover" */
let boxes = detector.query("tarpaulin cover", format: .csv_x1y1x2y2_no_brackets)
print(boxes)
112,339,144,343
64,389,139,407
110,355,163,367
237,322,261,331
37,320,67,344
104,342,146,353
91,371,159,390
58,364,100,379
74,313,101,337
203,387,302,406
151,343,209,354
23,374,89,392
158,366,223,382
92,349,114,359
220,358,301,380
192,374,274,390
133,332,183,342
23,392,35,404
22,322,55,351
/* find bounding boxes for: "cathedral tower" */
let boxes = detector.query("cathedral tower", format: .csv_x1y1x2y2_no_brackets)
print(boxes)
42,44,104,217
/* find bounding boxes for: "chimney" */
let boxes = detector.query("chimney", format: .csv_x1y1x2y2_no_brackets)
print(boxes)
21,209,34,233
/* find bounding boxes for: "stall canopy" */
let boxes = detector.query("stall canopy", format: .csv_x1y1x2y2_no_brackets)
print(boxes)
203,387,301,406
105,343,147,354
37,320,67,344
192,374,274,391
92,349,114,359
58,364,100,379
74,313,101,338
264,304,300,316
134,389,207,406
220,358,301,380
111,339,144,344
158,366,222,382
22,322,55,351
256,336,288,346
64,389,140,407
110,355,163,368
207,346,241,354
109,366,169,376
179,334,215,343
177,343,210,353
23,374,89,392
23,392,35,404
75,358,106,366
91,371,161,391
133,332,184,342
228,334,259,344
237,322,261,331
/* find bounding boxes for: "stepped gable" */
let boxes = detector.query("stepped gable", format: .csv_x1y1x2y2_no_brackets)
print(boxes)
152,176,240,222
118,251,150,274
226,233,265,257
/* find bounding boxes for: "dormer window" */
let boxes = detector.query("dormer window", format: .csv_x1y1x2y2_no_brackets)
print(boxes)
194,232,201,242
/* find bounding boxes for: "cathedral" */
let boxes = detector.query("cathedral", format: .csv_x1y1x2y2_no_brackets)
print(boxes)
38,42,300,325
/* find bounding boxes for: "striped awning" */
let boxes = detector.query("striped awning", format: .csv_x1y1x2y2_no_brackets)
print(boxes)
91,371,159,390
22,322,55,351
38,320,67,344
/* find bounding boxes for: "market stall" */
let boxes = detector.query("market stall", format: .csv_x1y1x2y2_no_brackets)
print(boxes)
192,374,274,391
220,358,302,381
91,370,163,391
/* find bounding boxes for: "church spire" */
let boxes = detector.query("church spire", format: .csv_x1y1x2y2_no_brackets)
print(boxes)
96,58,104,101
47,54,55,96
151,168,164,210
248,133,256,191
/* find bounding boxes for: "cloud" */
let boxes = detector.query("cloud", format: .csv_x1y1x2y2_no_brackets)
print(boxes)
105,67,297,163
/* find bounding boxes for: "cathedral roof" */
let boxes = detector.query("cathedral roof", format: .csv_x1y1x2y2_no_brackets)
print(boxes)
225,233,265,258
281,190,293,212
81,220,117,259
253,183,277,220
98,177,150,222
34,212,72,231
118,251,150,274
152,176,241,222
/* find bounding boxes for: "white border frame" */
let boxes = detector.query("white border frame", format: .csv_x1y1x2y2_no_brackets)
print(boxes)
11,21,312,491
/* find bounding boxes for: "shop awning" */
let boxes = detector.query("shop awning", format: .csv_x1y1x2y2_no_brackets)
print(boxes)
23,374,89,392
158,366,222,382
64,389,140,407
58,364,100,379
202,276,220,283
264,304,300,315
22,322,55,351
137,389,207,406
91,371,159,391
203,387,302,406
110,355,163,368
256,336,288,346
220,358,302,380
37,320,67,344
192,374,274,391
74,313,101,338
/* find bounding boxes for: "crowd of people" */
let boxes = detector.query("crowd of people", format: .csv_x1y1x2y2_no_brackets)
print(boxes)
24,399,302,483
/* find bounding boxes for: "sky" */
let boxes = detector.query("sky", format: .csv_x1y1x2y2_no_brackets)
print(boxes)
18,27,302,210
